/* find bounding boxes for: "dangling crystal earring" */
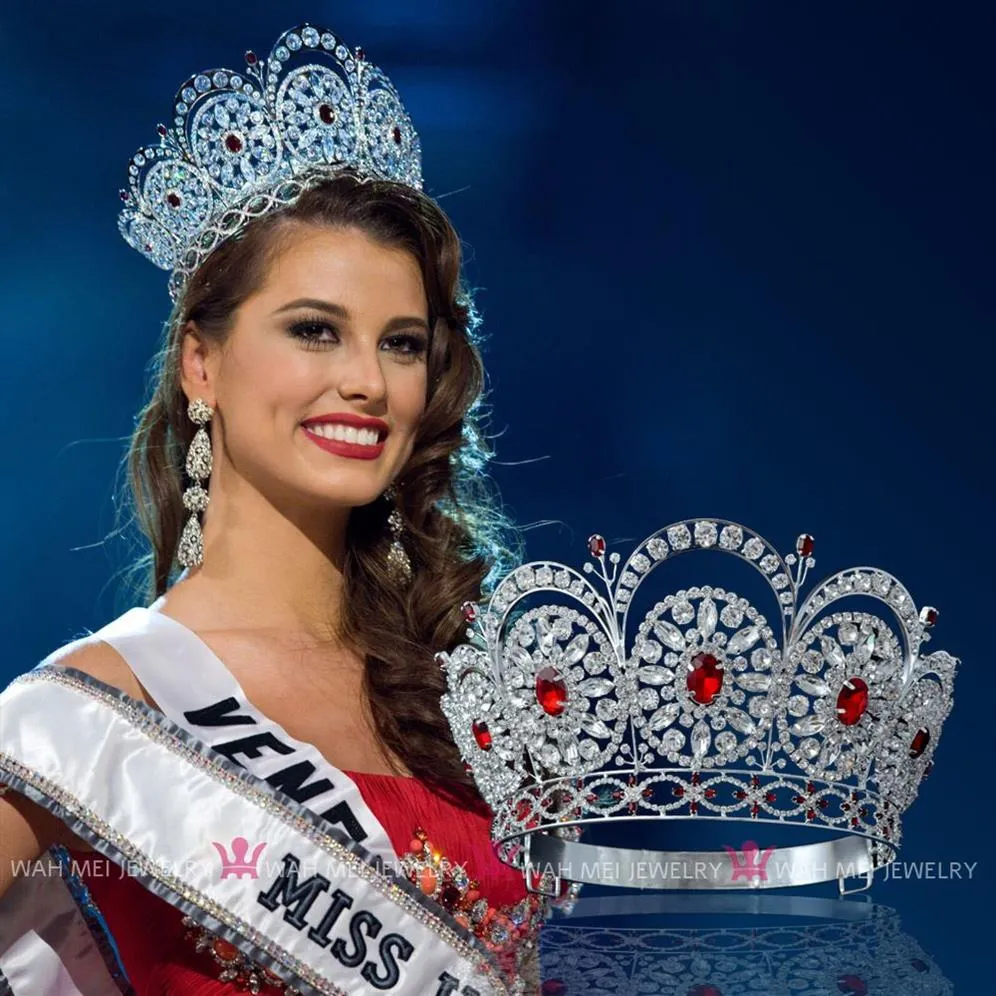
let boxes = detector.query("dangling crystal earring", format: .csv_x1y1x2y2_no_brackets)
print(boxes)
384,485,413,584
178,398,213,569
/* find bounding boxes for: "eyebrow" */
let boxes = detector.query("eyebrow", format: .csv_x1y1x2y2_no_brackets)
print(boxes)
272,297,431,333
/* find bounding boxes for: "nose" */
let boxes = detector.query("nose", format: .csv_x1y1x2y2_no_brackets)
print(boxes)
336,338,388,408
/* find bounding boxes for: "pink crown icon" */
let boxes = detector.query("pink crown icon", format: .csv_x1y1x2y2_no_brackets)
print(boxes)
212,836,267,879
722,840,776,882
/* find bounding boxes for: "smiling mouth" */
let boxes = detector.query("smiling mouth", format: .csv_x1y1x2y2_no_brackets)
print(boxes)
301,423,387,461
303,422,385,446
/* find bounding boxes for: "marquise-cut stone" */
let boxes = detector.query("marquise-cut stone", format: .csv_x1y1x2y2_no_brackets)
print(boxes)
580,714,612,739
577,677,613,697
654,620,686,652
648,702,680,731
735,672,771,693
726,708,755,734
691,720,711,756
795,675,830,697
639,665,674,686
790,714,825,736
697,599,718,638
727,625,761,654
820,636,846,669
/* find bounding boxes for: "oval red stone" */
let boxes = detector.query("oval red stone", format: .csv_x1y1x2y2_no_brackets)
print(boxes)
224,133,243,153
796,533,815,557
211,938,239,961
836,974,868,996
157,123,168,137
909,727,930,758
245,49,258,64
461,601,477,623
472,720,492,751
536,666,567,716
166,192,182,208
319,103,335,125
587,534,606,557
836,677,869,725
440,883,462,907
920,606,939,627
686,652,724,705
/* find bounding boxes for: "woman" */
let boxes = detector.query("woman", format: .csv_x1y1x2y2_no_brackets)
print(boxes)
0,23,553,996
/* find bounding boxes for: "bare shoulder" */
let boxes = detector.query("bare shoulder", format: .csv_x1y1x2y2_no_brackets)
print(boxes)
45,635,150,705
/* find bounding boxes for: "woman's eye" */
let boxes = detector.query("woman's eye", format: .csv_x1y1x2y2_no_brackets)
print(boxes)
289,320,339,348
383,334,428,358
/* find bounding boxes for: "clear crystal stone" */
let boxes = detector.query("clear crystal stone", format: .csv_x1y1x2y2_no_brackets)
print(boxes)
639,665,674,686
691,720,711,756
648,702,680,731
647,537,669,560
720,524,743,549
735,672,770,693
791,714,825,736
697,598,718,638
672,600,695,625
694,521,718,547
742,537,764,560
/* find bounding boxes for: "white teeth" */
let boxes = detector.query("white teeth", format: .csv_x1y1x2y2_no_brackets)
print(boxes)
306,423,381,446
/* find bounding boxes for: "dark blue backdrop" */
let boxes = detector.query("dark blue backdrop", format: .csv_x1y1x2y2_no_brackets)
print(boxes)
1,2,991,991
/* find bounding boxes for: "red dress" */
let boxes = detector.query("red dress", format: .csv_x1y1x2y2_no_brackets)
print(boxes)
65,770,542,994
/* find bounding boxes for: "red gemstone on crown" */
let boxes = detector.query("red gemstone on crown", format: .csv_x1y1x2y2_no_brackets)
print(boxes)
166,192,182,209
472,720,492,751
392,125,402,144
355,47,365,60
461,601,477,623
319,103,335,125
157,123,168,137
536,667,567,716
796,533,815,557
687,652,724,705
245,50,258,65
836,974,868,996
836,677,868,725
587,534,606,557
909,727,930,758
224,133,243,154
119,190,129,202
920,606,939,627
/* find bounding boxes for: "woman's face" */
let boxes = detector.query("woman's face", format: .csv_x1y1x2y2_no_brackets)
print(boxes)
185,224,430,513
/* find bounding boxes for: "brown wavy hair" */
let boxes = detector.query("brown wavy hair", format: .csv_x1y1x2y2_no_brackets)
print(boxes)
117,172,520,806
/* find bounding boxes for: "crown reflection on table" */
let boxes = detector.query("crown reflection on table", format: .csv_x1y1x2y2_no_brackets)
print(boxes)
538,894,952,996
439,519,958,895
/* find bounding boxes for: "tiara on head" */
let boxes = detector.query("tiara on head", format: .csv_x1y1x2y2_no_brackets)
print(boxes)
438,519,958,895
117,24,422,303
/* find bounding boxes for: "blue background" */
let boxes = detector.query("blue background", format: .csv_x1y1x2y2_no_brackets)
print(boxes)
0,1,991,991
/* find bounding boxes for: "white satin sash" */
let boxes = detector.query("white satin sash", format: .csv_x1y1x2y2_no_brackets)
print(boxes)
92,603,397,868
0,621,508,996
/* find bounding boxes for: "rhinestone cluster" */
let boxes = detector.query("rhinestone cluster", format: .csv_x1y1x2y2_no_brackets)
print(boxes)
117,23,422,301
183,916,303,994
437,519,957,878
399,825,547,954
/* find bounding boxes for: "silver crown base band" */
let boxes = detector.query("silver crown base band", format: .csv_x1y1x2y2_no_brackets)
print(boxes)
522,832,877,895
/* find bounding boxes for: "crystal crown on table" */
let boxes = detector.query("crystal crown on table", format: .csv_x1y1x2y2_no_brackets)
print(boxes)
117,24,422,302
438,520,958,893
